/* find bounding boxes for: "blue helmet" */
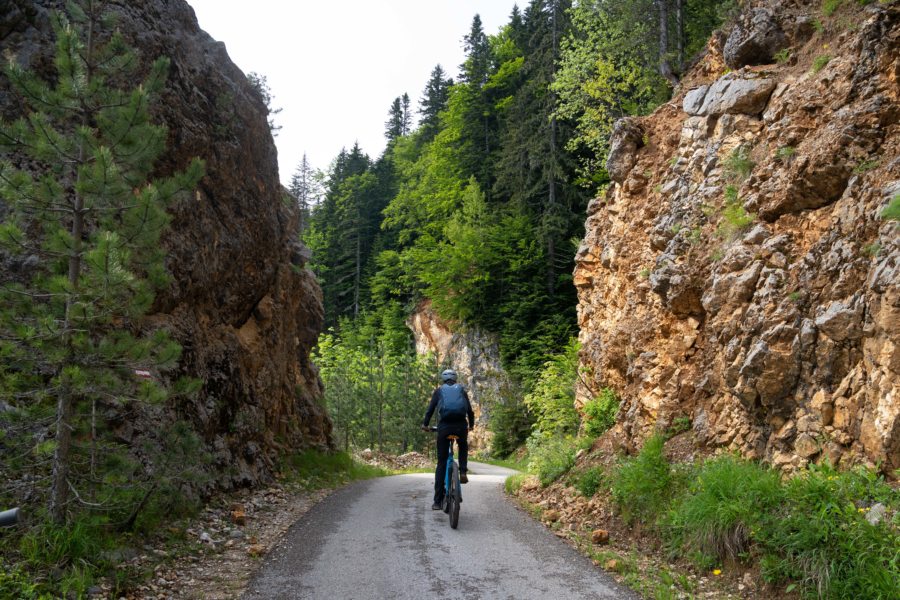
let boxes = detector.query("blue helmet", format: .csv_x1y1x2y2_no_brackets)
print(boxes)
440,369,457,383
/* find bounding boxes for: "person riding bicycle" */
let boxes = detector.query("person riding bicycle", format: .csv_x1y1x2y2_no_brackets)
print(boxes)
422,368,475,510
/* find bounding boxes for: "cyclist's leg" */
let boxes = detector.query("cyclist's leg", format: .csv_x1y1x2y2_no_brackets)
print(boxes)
457,430,469,474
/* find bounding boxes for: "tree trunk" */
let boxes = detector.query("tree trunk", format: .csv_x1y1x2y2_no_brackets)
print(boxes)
656,0,679,86
676,0,685,73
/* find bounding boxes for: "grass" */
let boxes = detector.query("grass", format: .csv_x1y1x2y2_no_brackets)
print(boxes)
717,198,755,240
812,54,832,73
611,435,674,524
776,146,796,162
665,455,783,567
723,146,755,181
280,449,390,489
882,194,900,221
774,48,792,63
572,465,606,497
822,0,842,16
853,159,879,174
504,472,529,495
527,434,577,487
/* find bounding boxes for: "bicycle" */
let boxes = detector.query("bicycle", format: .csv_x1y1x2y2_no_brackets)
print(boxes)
428,426,462,529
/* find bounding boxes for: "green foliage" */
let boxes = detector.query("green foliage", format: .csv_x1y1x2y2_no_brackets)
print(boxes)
822,0,842,16
0,560,52,600
882,194,900,221
0,0,203,524
611,434,672,524
582,387,619,438
523,339,580,437
774,48,792,63
853,159,879,174
723,146,755,181
505,472,529,495
812,54,832,73
665,455,783,566
488,385,534,458
717,187,755,240
527,433,577,487
573,465,606,497
313,312,436,453
755,464,900,599
281,449,389,489
776,146,796,161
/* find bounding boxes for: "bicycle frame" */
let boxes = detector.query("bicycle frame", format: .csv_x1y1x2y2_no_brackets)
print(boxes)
444,437,458,502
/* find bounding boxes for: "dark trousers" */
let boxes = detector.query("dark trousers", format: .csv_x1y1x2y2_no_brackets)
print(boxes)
434,422,468,503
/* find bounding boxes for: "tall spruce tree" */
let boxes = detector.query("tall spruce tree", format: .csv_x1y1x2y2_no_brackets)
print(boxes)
289,153,322,234
0,1,204,523
417,64,452,144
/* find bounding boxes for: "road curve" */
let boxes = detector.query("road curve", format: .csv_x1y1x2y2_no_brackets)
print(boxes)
243,462,637,600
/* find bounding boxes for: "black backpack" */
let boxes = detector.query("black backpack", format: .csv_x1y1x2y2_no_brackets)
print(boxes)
438,383,467,421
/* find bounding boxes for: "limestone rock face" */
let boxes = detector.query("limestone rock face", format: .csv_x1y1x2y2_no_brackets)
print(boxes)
1,0,331,487
575,1,900,473
408,302,509,450
723,7,788,69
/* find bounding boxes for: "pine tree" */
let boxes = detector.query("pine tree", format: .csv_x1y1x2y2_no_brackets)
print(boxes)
289,153,322,234
0,1,204,524
247,71,283,136
417,64,453,143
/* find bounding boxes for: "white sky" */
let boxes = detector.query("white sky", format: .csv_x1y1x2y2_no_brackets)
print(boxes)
187,1,518,185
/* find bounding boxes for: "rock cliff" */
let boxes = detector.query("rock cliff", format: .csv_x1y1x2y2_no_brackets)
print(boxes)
408,301,509,449
1,0,331,486
575,0,899,473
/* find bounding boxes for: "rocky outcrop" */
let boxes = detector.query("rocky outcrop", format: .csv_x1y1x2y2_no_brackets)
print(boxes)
575,1,899,473
1,1,331,487
408,302,509,449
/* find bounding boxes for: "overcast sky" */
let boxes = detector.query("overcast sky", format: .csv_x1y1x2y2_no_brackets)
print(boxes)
187,1,517,185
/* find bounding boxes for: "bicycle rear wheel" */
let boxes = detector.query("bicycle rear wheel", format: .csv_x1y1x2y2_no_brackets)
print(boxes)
448,462,460,529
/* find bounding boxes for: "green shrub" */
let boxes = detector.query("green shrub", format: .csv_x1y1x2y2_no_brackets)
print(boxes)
755,464,900,599
882,194,900,221
717,199,755,240
527,434,576,487
611,434,673,523
489,393,534,458
774,48,792,63
19,516,107,570
724,146,755,181
812,54,832,73
582,388,619,438
776,146,796,161
524,339,580,437
665,455,784,567
822,0,842,16
0,561,51,600
573,466,606,497
282,449,388,488
505,472,529,495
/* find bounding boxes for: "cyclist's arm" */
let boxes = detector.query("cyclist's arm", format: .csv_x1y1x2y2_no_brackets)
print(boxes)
422,388,441,427
463,389,475,429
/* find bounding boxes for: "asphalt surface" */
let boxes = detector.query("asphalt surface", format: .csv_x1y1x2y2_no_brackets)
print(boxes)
243,462,637,600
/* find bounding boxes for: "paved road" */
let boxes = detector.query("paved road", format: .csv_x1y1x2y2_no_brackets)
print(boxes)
243,462,637,600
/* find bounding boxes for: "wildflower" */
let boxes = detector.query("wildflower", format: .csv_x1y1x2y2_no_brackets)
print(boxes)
713,569,722,576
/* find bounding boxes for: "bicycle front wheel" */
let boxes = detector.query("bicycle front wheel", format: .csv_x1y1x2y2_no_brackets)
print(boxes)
449,462,460,529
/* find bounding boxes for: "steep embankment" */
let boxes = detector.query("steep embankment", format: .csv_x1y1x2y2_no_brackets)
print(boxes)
575,0,899,473
1,0,331,487
408,301,509,449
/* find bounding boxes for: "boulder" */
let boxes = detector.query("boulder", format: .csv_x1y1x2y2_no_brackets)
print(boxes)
606,118,644,183
693,73,777,116
723,8,788,69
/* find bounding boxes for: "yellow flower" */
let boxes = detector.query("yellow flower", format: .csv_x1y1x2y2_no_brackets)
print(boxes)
858,507,867,513
823,43,830,49
713,569,722,576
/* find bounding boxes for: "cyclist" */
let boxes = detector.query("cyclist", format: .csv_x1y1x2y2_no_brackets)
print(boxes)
422,369,475,510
